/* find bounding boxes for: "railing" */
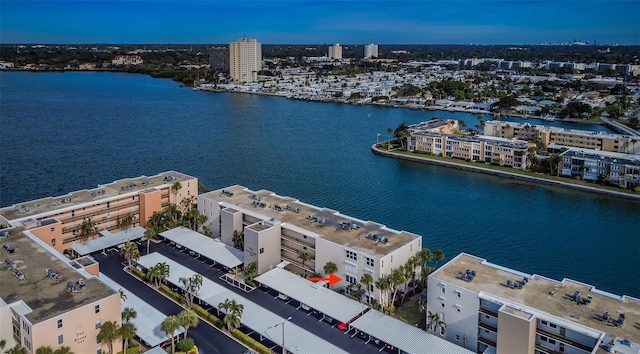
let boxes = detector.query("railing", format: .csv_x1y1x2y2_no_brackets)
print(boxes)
536,327,594,353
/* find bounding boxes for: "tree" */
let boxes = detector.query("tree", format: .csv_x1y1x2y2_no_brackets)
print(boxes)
177,309,199,338
118,288,127,303
180,273,203,308
97,321,120,354
171,181,182,204
433,249,445,268
118,322,136,354
244,261,258,285
394,122,411,150
389,267,406,306
144,228,157,255
53,347,73,354
35,347,54,354
375,276,390,307
297,251,311,272
117,213,134,231
122,307,137,324
427,311,446,335
147,262,170,287
5,346,28,354
161,315,181,354
232,230,244,250
122,241,140,270
79,217,98,242
360,273,373,303
218,299,244,333
323,261,338,288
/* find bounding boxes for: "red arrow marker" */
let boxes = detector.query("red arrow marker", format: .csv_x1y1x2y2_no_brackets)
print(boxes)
307,274,342,286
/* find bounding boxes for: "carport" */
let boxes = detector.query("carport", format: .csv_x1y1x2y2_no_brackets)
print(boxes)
159,227,244,269
71,227,146,256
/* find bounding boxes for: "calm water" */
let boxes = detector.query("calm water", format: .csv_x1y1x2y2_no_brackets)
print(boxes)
1,71,638,297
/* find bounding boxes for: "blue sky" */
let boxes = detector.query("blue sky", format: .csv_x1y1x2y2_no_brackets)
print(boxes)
1,0,639,44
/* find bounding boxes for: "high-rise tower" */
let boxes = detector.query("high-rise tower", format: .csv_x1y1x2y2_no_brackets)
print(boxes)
229,37,262,83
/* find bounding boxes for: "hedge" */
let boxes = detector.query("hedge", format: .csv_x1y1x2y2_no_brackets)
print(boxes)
232,329,271,354
192,305,223,329
159,284,186,305
130,267,147,282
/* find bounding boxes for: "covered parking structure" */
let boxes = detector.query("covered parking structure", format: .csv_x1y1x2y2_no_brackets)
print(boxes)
71,227,146,256
136,253,347,354
98,273,184,348
350,309,475,354
159,227,244,270
254,263,369,325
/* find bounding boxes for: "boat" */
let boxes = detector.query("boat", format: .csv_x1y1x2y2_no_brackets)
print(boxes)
541,115,556,122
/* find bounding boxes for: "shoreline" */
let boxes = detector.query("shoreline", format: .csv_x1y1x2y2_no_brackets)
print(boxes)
371,145,640,201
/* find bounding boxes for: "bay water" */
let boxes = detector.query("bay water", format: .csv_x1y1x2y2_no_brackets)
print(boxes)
1,71,638,297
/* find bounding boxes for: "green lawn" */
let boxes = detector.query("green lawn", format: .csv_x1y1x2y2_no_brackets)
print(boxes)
397,304,424,328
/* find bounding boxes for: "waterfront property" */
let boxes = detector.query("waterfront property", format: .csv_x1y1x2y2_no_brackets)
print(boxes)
427,253,640,354
0,227,121,354
0,171,198,254
229,37,262,83
407,120,532,169
197,185,422,304
558,148,640,189
484,120,639,155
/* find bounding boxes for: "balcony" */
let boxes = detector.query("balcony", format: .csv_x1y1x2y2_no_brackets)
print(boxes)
536,327,593,353
478,321,497,333
478,336,497,348
479,306,498,318
280,233,315,249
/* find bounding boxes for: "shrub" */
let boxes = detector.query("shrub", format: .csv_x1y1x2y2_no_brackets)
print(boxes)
159,284,185,305
178,338,195,352
192,305,223,328
231,329,271,354
131,267,148,282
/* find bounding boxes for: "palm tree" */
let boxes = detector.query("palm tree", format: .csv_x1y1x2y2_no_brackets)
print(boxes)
433,249,444,269
143,228,157,255
177,309,199,338
35,347,54,354
232,230,244,250
118,322,136,354
179,273,203,308
117,213,134,230
5,346,28,354
122,241,140,270
171,181,182,204
323,261,338,288
53,347,73,354
427,311,446,335
79,217,97,242
375,276,390,307
147,262,170,287
360,273,373,303
121,307,137,324
118,288,127,303
394,122,411,150
97,321,120,354
161,315,181,354
244,261,258,284
297,251,311,272
389,267,406,306
402,262,415,299
218,299,244,333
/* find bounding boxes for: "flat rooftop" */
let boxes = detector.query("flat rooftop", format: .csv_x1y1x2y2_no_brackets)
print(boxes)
487,120,632,140
202,186,419,258
0,228,116,323
0,171,195,221
433,253,640,342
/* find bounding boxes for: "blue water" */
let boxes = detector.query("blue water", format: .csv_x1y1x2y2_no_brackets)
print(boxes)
1,71,639,297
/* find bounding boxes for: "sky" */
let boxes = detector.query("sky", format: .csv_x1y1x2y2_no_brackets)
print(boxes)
1,0,639,45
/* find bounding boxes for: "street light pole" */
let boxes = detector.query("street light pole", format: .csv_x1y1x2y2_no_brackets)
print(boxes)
376,133,381,147
281,316,292,354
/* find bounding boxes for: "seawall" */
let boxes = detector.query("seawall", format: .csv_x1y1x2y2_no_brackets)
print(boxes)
371,145,640,201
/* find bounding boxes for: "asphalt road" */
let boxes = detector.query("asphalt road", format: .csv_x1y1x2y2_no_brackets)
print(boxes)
148,241,385,354
94,250,247,354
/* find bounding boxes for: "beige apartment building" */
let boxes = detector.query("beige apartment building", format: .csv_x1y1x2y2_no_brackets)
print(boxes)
427,253,640,354
328,43,342,59
198,185,422,304
408,120,531,169
484,120,638,155
229,37,262,83
0,171,198,254
0,227,121,354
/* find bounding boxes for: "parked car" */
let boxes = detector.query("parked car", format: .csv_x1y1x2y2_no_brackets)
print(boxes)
337,322,348,331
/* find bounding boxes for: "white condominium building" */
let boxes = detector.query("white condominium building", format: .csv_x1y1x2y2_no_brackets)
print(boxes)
427,253,640,354
364,44,378,59
229,37,262,83
198,185,422,304
328,43,343,60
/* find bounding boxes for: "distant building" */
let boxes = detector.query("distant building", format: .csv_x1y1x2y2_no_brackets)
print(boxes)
0,61,15,70
558,148,640,189
209,46,229,71
364,44,378,59
79,62,96,70
328,43,342,60
428,252,640,354
111,55,143,66
229,38,262,83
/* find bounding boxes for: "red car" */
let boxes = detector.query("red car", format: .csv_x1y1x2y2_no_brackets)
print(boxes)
337,322,348,331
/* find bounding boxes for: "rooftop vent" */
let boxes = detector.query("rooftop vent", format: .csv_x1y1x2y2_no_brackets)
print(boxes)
164,175,176,182
5,259,25,280
221,189,233,197
45,268,60,282
16,205,30,213
2,243,16,254
461,269,476,282
341,221,359,230
89,190,106,197
0,230,9,239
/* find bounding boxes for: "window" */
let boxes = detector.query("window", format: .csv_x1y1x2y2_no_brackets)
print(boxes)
97,336,102,344
259,247,264,254
441,303,445,308
24,339,31,351
95,319,101,329
51,239,56,246
456,291,461,298
22,322,30,335
550,323,557,329
441,287,445,294
50,227,55,232
57,319,63,328
455,335,460,341
58,335,64,345
344,262,357,273
345,250,357,261
94,305,100,314
366,257,374,267
549,339,556,345
345,275,356,284
97,350,103,354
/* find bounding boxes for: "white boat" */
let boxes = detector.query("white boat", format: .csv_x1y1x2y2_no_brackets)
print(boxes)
541,115,556,122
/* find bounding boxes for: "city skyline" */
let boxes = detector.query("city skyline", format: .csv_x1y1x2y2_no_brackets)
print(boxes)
1,0,639,45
